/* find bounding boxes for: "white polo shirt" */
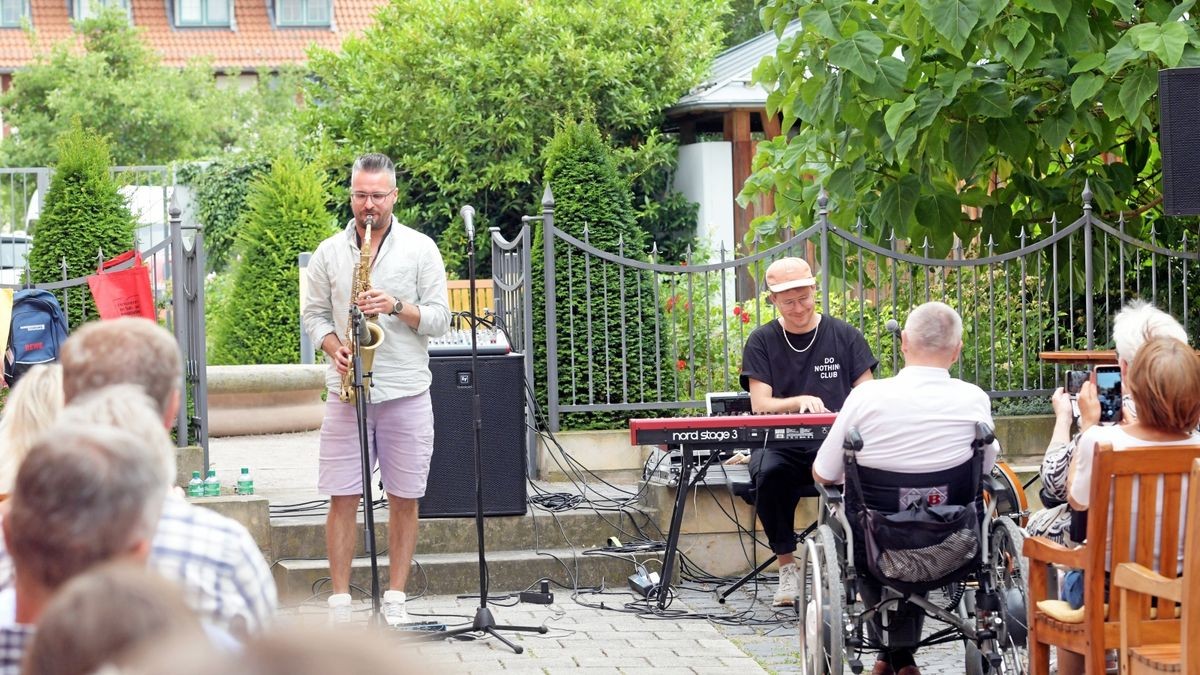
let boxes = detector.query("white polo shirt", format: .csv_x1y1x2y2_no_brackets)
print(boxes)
813,366,999,483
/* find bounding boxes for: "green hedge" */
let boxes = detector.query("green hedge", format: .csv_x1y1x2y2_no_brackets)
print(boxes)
27,121,137,329
532,119,666,429
179,157,270,273
209,153,334,364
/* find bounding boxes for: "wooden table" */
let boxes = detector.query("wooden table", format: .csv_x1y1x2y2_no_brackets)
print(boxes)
1038,350,1118,365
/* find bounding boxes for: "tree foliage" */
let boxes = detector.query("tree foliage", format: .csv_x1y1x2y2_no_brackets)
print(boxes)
209,153,335,365
300,0,725,276
27,122,137,328
178,157,271,273
743,0,1200,255
0,9,298,166
532,118,663,429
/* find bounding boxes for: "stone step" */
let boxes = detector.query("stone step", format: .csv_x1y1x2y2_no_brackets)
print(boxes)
270,508,652,560
273,546,661,602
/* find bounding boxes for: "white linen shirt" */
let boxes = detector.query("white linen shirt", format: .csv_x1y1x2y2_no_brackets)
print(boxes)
302,218,451,401
813,366,999,483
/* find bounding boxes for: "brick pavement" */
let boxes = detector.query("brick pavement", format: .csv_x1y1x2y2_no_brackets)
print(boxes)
284,580,992,673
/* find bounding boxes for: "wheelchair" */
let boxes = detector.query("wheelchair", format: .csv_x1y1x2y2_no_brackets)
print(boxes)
796,423,1028,674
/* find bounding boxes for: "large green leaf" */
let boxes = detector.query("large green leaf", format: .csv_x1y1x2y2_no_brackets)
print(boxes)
872,174,923,235
1103,36,1141,75
884,95,918,139
1130,22,1189,67
1039,106,1075,149
918,0,982,55
1070,73,1104,109
801,6,840,41
828,31,885,82
948,120,987,179
1118,63,1158,123
860,56,909,98
1026,0,1071,28
970,81,1012,117
1069,54,1105,74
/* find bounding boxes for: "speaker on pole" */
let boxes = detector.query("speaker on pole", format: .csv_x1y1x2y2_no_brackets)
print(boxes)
421,353,527,518
1159,67,1200,216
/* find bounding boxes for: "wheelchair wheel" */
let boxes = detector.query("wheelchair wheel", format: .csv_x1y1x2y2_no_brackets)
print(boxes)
797,525,844,675
989,517,1028,673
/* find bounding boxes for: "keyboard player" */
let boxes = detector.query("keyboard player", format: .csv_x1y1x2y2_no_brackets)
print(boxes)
738,257,877,606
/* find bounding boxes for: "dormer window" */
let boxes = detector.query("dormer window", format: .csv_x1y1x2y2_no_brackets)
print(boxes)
175,0,229,26
73,0,131,20
0,0,28,27
276,0,329,27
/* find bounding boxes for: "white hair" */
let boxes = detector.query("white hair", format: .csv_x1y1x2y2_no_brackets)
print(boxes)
1111,300,1188,364
57,385,176,489
904,301,963,355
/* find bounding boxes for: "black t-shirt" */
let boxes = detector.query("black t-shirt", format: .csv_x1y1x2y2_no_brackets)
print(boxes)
740,314,878,412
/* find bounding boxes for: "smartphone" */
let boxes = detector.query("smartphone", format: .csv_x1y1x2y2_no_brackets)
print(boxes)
1064,370,1089,418
1064,370,1089,396
1094,365,1122,424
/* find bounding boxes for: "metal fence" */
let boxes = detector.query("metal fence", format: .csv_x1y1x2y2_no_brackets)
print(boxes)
0,165,210,462
494,184,1199,431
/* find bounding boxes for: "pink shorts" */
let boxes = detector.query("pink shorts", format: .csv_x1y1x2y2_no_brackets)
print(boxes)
318,392,435,498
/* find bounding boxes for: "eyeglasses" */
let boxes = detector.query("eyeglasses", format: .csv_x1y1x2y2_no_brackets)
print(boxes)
350,189,396,203
773,292,818,309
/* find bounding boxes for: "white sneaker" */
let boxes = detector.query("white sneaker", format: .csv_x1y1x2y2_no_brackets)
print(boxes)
774,563,799,607
382,590,409,626
327,592,353,625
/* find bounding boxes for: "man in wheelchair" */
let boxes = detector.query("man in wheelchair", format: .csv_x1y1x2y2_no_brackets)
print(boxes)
803,302,1022,675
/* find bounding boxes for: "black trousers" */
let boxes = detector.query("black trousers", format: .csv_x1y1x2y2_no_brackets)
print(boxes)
859,576,922,668
749,445,816,556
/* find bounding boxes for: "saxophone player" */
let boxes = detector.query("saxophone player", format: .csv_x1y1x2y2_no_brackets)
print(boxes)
302,153,451,625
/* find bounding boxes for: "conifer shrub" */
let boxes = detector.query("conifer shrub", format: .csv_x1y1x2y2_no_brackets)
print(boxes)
209,153,334,364
532,118,666,429
27,121,137,329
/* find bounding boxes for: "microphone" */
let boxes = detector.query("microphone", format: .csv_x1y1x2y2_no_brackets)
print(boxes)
461,205,476,242
884,319,900,338
351,306,371,345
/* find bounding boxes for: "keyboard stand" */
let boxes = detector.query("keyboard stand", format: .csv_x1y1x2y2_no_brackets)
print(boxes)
651,444,722,610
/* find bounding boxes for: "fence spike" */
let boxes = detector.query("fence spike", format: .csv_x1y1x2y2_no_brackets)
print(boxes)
582,222,590,240
97,247,105,267
719,239,728,261
1049,213,1059,232
542,184,555,207
922,236,931,256
986,234,996,252
685,243,693,266
855,216,865,236
1081,179,1093,208
818,187,829,211
650,241,659,263
1117,211,1127,229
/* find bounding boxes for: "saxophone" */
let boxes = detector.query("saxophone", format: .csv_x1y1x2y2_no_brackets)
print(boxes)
339,215,387,403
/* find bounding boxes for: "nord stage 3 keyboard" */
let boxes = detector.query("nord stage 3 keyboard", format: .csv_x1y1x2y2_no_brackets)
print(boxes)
629,413,837,448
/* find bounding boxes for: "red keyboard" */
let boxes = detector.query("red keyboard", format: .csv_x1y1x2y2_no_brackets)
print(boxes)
629,413,837,447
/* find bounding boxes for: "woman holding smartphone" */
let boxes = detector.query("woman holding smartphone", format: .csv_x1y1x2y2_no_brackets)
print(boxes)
1025,301,1187,546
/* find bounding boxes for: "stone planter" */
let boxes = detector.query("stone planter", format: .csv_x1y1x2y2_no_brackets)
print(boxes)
207,364,327,437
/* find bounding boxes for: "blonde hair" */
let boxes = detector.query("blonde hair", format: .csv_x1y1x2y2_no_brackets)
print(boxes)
1126,336,1200,434
0,364,64,493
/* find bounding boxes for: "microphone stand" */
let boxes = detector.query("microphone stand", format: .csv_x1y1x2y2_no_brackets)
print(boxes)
441,206,547,653
350,305,383,624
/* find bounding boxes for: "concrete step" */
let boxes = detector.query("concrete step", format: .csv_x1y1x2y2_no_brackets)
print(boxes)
270,508,653,560
273,546,660,603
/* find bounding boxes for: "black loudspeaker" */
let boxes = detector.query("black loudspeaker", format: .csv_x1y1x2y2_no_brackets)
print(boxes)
1159,67,1200,215
420,353,528,518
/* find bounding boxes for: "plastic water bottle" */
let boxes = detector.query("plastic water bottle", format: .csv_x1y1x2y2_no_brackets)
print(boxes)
203,469,220,497
187,471,204,498
237,467,254,495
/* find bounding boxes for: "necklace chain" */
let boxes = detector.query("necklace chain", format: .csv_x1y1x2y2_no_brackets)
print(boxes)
780,318,820,353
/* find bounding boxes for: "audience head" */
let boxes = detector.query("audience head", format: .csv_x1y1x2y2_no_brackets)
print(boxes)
1125,336,1200,434
901,301,963,366
1112,300,1188,366
22,562,205,675
60,318,182,425
58,385,177,488
3,425,167,595
0,364,63,492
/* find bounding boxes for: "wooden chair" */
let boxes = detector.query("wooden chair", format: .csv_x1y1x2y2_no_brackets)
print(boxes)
446,279,494,316
1023,443,1200,675
1112,456,1200,674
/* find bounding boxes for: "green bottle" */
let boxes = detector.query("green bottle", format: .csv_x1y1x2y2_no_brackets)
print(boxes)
203,469,220,497
187,471,204,498
237,467,254,495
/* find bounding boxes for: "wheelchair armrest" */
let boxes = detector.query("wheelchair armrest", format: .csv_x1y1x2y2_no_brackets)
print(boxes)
972,422,996,449
981,473,1002,496
816,482,843,504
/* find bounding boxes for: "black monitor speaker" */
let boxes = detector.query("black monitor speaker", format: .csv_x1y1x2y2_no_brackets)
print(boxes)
420,353,528,518
1159,67,1200,215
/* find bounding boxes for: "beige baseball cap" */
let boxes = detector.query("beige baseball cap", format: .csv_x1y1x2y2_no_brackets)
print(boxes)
765,257,816,293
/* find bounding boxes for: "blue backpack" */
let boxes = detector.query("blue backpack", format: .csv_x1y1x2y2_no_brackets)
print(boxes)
5,289,69,385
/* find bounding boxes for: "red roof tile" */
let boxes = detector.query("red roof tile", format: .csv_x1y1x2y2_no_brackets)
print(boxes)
0,0,387,72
